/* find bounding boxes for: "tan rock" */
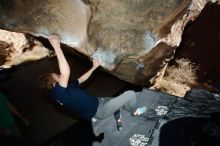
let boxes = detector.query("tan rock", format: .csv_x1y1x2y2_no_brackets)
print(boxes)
0,0,217,85
0,29,50,68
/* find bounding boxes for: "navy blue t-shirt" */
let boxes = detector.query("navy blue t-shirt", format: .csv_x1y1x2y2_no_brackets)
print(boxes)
53,80,99,120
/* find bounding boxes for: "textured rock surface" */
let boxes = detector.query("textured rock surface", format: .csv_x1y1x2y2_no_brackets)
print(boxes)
0,0,90,51
0,29,50,68
0,0,218,85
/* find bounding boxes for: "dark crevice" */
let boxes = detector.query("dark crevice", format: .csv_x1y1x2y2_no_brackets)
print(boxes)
170,3,220,83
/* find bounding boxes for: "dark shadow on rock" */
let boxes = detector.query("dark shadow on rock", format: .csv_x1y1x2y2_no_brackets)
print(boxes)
0,134,39,146
159,113,220,146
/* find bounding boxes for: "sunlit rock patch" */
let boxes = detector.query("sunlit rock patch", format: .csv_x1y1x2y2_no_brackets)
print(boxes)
0,29,50,68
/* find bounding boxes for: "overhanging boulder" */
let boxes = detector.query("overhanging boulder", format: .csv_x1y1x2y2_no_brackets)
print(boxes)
0,0,218,85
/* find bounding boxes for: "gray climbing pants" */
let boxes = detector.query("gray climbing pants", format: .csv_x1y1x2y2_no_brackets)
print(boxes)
94,90,138,120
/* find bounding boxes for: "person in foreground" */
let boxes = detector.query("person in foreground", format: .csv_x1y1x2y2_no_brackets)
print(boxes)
0,91,30,137
40,34,147,131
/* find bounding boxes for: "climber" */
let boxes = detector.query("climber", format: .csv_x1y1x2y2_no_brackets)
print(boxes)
40,34,147,131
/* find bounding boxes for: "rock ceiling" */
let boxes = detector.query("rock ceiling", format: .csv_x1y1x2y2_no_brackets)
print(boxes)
0,0,219,85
